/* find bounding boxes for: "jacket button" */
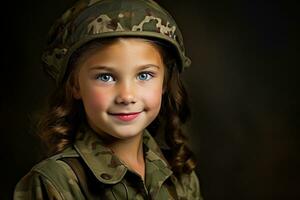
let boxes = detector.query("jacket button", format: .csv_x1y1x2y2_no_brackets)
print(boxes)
100,173,112,180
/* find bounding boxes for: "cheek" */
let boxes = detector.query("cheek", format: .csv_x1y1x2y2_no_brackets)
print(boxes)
143,86,163,110
143,77,165,109
82,88,111,111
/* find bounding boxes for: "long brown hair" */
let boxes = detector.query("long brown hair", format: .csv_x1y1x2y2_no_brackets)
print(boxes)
37,37,196,175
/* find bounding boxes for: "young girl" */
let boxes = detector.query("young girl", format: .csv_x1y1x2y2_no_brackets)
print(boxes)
14,0,203,199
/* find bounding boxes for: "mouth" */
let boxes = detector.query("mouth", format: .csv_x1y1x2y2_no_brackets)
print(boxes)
109,111,142,122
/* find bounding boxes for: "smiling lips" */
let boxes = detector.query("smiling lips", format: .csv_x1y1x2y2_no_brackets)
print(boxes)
110,112,142,122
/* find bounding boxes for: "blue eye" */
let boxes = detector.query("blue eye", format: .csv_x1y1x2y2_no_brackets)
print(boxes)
138,72,153,81
96,74,114,82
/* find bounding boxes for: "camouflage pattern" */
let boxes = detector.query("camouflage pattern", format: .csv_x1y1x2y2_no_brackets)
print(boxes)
42,0,192,84
14,123,203,199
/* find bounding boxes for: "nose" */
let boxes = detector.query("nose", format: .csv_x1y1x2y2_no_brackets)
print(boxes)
115,81,136,105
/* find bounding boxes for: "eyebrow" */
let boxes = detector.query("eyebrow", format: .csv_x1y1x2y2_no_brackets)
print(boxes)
88,65,115,72
88,64,160,71
138,64,160,70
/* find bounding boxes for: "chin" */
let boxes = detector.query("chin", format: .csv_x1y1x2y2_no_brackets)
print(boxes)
111,129,143,139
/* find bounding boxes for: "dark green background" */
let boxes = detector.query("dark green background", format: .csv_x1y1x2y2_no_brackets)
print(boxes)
1,0,299,199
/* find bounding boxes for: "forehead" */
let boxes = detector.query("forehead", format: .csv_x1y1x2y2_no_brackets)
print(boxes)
86,37,163,55
78,38,164,67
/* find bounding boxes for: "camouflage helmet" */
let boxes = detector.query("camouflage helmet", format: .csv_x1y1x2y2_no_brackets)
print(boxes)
42,0,191,84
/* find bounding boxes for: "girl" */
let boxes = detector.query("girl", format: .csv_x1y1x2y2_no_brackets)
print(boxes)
14,0,203,199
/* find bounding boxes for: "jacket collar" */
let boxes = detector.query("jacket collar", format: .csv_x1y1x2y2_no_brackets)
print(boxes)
73,122,173,185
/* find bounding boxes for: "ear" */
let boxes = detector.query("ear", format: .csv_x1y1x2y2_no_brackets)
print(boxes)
162,79,167,94
162,85,167,94
72,80,82,100
72,86,81,99
72,86,81,100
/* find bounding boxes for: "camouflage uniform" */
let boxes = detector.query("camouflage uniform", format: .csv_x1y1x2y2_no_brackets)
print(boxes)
14,123,203,199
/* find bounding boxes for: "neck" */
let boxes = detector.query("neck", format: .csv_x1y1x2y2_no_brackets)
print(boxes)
107,133,145,179
108,133,144,163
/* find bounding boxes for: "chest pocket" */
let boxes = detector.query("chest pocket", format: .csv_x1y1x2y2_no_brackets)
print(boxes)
59,157,128,200
60,157,102,199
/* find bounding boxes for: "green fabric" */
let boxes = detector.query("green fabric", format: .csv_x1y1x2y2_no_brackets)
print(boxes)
14,123,203,199
42,0,191,84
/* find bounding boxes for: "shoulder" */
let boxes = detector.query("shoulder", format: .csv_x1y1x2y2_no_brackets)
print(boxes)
173,170,204,200
31,147,78,180
14,147,84,200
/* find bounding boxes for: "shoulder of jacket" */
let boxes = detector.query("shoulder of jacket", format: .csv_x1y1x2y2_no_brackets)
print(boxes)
172,171,204,200
180,170,198,183
31,146,79,180
14,147,84,200
28,147,79,192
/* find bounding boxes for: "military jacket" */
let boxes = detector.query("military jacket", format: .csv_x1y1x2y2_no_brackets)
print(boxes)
14,124,203,200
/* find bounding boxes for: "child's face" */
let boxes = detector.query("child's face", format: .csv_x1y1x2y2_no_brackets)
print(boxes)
73,38,165,140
